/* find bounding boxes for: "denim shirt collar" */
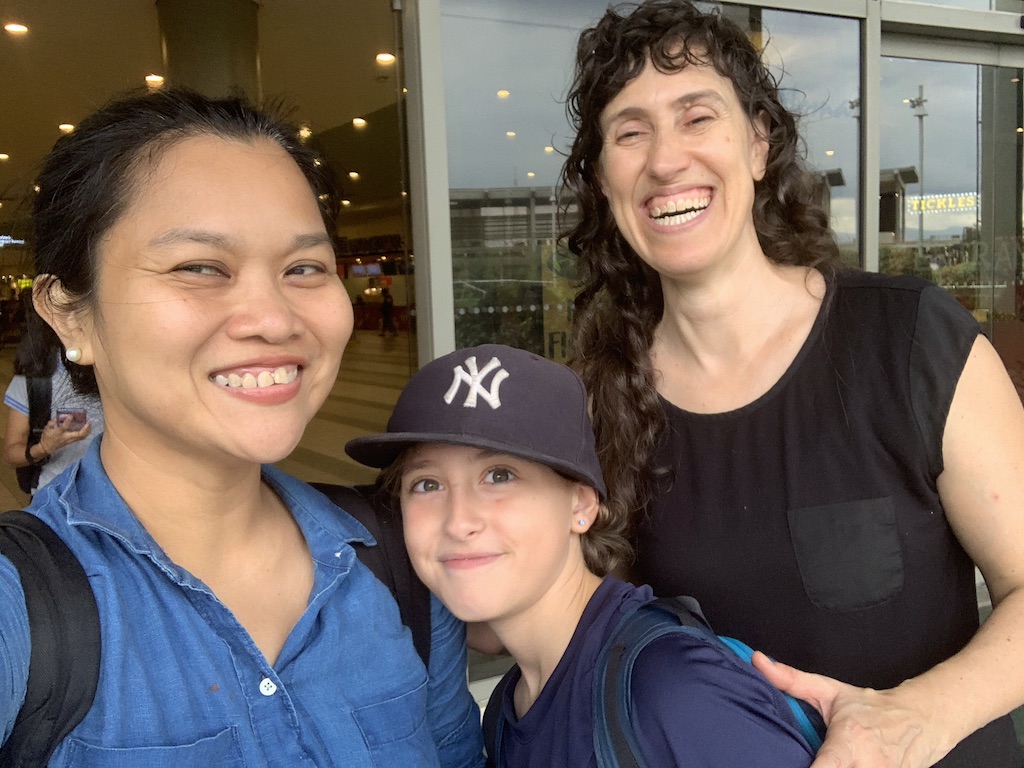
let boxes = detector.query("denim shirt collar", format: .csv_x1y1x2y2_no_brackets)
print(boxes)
33,438,376,585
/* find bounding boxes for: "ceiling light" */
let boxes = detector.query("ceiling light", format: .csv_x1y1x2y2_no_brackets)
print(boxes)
376,52,396,65
353,117,367,128
527,172,536,178
0,154,9,161
506,131,516,138
544,146,554,154
825,149,835,156
59,124,75,133
4,23,28,35
349,171,360,180
342,200,352,207
145,74,165,88
497,90,510,99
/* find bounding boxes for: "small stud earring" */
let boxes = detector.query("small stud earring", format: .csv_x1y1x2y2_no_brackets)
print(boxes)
65,348,82,363
578,518,587,526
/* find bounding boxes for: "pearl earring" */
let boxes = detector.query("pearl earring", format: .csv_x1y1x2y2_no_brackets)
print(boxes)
65,348,82,363
578,518,587,526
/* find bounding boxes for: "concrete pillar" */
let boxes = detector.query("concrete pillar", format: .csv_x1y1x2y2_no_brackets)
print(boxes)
155,0,261,100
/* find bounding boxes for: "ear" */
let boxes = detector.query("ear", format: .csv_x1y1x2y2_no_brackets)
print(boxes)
570,483,601,533
750,109,770,182
33,275,96,365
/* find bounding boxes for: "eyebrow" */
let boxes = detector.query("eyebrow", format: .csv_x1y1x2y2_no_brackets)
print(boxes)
148,228,333,252
402,447,513,473
602,88,729,127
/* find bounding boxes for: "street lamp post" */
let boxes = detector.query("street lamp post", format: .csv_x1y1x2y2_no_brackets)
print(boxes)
905,85,928,261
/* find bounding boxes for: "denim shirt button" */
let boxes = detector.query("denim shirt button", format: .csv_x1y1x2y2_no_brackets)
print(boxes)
259,677,277,696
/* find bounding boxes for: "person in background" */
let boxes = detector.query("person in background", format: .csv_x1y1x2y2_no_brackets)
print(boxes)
563,2,1024,766
0,87,483,766
3,310,102,495
347,344,817,768
380,286,397,337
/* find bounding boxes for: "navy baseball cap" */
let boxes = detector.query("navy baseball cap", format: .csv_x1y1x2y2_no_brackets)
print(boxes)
345,344,607,498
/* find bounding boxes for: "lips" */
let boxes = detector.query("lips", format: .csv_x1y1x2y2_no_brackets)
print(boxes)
440,552,502,570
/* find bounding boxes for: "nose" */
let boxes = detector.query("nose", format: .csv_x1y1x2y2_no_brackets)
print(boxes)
647,127,691,181
442,485,484,540
226,273,304,343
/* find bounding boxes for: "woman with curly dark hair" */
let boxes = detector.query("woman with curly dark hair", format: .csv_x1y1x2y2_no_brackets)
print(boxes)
564,2,1024,767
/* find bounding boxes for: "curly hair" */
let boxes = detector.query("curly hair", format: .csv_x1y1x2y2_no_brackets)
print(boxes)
563,0,840,527
31,87,340,397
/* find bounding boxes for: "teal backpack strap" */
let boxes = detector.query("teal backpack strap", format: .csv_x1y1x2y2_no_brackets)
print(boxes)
0,510,101,767
593,596,824,768
716,636,825,751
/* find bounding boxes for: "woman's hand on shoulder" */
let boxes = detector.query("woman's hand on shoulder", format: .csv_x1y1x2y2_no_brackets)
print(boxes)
752,652,950,768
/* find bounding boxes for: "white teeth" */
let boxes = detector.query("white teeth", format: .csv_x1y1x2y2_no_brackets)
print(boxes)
651,195,711,221
214,366,298,389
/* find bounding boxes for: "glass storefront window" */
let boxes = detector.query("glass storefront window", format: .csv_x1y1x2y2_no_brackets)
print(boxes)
440,2,860,359
878,56,1024,400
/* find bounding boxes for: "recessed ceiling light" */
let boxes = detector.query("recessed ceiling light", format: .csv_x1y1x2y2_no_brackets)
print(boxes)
145,74,165,87
497,90,510,99
506,131,516,138
376,52,396,65
544,146,555,154
59,124,75,133
349,171,360,180
4,23,28,35
353,117,367,128
527,172,536,178
342,200,352,207
0,154,9,161
825,149,835,156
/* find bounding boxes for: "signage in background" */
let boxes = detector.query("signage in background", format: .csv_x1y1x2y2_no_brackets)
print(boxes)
906,193,978,214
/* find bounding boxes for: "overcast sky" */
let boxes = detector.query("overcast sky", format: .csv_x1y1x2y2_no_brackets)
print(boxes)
440,1,1004,244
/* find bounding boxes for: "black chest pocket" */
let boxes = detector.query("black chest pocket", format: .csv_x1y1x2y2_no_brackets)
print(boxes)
787,497,904,612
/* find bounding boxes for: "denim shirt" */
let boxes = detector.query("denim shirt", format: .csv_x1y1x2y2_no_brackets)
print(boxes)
0,440,484,767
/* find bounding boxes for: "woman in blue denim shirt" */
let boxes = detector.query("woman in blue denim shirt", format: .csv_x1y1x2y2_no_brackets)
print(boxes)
0,88,484,767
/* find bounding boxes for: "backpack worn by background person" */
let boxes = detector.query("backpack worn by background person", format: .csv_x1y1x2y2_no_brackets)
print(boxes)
483,595,825,768
15,376,52,495
0,483,431,767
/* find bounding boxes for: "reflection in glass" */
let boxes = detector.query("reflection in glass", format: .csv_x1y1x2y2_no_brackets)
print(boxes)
879,57,1024,400
441,2,861,357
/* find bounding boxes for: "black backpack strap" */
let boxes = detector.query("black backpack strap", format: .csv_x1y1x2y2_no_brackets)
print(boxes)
25,376,52,442
0,510,101,767
482,666,517,767
311,483,432,668
17,376,53,494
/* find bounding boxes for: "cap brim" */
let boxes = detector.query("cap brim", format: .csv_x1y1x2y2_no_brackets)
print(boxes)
345,431,606,498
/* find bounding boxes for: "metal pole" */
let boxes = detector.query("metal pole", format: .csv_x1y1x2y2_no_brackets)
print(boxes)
917,85,925,262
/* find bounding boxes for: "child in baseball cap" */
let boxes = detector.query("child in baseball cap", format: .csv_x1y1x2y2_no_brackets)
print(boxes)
345,344,819,768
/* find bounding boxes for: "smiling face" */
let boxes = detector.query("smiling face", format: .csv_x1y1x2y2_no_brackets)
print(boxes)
58,134,352,469
598,60,769,282
399,443,599,626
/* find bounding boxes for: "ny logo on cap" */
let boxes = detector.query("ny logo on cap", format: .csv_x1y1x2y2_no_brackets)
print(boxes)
444,356,509,409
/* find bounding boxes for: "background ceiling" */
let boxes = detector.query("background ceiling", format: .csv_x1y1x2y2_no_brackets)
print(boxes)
0,0,405,269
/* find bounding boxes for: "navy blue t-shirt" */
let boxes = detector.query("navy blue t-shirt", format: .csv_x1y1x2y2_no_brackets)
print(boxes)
494,577,814,767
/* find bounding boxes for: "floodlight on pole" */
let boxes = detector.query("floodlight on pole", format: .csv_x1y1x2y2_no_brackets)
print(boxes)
904,85,927,260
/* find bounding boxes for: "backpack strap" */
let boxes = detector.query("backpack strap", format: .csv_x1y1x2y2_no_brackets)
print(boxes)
0,510,101,767
17,376,53,494
481,666,517,767
593,596,824,768
311,483,431,668
25,376,52,443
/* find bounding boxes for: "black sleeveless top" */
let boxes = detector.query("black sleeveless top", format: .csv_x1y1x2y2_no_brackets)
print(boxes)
636,270,1022,767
